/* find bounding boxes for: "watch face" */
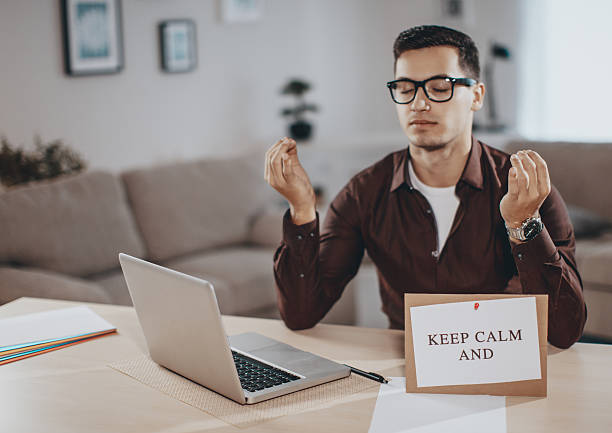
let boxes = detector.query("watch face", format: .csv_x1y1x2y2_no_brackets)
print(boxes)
523,219,543,240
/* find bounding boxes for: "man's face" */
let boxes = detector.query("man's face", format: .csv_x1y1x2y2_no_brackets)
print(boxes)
394,46,483,151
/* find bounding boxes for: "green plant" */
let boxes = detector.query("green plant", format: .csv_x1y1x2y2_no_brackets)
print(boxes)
0,136,87,187
280,78,318,122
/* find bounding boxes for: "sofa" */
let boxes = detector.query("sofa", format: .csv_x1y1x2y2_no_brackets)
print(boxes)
0,152,355,324
3,140,610,338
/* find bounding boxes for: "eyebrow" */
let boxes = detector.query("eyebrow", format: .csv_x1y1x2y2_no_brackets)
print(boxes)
393,74,452,81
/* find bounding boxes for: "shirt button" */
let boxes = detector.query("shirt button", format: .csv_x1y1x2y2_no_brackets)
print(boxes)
299,273,305,278
517,253,524,261
297,235,303,240
426,209,432,214
309,232,315,237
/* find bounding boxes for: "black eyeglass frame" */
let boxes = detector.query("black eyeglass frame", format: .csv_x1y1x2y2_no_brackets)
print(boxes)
386,75,477,104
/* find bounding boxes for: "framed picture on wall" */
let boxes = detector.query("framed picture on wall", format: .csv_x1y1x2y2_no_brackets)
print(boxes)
159,20,197,73
61,0,124,76
220,0,263,23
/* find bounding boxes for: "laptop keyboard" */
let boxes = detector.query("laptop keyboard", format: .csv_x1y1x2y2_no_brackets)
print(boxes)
232,350,300,393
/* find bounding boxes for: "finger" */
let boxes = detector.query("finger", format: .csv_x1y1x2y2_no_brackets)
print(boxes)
283,138,302,169
518,150,538,197
284,138,298,156
266,137,292,184
265,137,289,163
282,153,294,180
271,138,299,183
527,150,551,198
507,166,519,198
270,137,295,160
269,143,288,186
510,153,528,194
265,137,286,182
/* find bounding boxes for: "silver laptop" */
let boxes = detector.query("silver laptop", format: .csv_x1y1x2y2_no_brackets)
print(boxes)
118,253,350,404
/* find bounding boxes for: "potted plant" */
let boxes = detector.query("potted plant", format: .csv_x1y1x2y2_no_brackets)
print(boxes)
0,136,87,188
280,78,319,141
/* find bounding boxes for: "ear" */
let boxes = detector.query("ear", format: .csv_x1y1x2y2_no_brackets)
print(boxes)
471,82,486,112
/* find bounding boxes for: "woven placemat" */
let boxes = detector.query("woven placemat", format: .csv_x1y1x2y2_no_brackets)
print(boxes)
109,355,379,428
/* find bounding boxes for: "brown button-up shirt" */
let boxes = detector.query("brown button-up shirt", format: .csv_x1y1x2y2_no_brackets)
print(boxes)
273,138,586,349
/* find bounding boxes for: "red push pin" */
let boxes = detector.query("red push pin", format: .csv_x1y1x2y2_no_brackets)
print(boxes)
474,302,480,310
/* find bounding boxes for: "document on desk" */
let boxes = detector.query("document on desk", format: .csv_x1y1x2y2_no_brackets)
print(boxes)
368,377,506,433
0,306,116,364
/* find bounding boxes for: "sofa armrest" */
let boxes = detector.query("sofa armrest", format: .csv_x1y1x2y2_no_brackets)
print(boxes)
0,267,112,305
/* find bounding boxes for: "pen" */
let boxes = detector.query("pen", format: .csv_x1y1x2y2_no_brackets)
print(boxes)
343,364,389,384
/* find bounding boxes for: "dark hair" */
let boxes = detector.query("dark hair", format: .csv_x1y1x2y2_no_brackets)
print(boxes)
393,25,480,80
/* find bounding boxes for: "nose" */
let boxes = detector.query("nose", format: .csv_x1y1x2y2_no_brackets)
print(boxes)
409,86,429,112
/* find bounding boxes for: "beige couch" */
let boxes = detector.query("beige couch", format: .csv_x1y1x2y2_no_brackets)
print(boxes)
0,153,355,324
3,141,608,337
505,141,612,340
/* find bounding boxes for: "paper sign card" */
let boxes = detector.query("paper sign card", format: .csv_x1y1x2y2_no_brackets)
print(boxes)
410,297,541,387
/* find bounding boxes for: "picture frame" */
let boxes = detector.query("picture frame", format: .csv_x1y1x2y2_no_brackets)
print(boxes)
61,0,124,76
220,0,263,23
159,20,197,74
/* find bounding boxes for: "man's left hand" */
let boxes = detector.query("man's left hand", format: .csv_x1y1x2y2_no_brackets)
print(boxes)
500,150,551,229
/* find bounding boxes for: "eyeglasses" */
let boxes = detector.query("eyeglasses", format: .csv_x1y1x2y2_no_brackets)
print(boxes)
386,76,477,104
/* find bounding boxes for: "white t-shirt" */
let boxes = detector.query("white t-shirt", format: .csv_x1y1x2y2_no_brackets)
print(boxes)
408,161,460,253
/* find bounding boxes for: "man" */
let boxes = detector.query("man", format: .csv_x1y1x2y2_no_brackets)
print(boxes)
264,25,586,349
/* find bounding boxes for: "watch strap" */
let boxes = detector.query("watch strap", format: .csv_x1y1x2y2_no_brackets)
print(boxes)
506,224,526,241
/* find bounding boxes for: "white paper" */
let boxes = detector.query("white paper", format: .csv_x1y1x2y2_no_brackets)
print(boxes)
0,306,115,349
368,377,506,433
410,297,541,387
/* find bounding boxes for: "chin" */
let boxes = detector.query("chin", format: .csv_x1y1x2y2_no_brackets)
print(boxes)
406,133,448,151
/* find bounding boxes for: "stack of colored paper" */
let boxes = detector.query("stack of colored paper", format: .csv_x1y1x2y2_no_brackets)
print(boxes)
0,306,117,365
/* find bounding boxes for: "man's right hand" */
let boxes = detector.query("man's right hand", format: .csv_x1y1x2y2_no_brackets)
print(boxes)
264,137,316,225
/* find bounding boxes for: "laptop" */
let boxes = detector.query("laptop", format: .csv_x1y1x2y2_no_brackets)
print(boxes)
118,253,350,404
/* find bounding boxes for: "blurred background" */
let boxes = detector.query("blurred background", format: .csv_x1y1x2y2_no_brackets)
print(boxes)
1,0,611,341
2,0,610,171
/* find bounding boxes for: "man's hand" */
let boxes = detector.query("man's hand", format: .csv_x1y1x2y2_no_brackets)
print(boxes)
264,137,316,225
500,150,551,232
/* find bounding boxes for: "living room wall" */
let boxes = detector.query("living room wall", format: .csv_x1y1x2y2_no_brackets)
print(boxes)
0,0,521,172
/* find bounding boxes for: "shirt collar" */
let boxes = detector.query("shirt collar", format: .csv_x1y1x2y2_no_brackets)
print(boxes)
390,135,484,192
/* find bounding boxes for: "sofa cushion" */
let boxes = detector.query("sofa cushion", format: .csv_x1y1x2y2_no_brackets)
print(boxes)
121,154,274,262
582,282,612,338
575,233,612,288
0,172,146,277
567,205,612,239
247,208,284,248
87,269,132,306
163,247,277,315
0,267,112,305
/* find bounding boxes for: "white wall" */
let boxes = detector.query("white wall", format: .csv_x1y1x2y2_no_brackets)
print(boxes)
517,0,612,141
0,0,521,172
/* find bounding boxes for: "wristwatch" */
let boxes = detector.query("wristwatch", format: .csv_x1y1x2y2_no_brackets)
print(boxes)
506,216,543,242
